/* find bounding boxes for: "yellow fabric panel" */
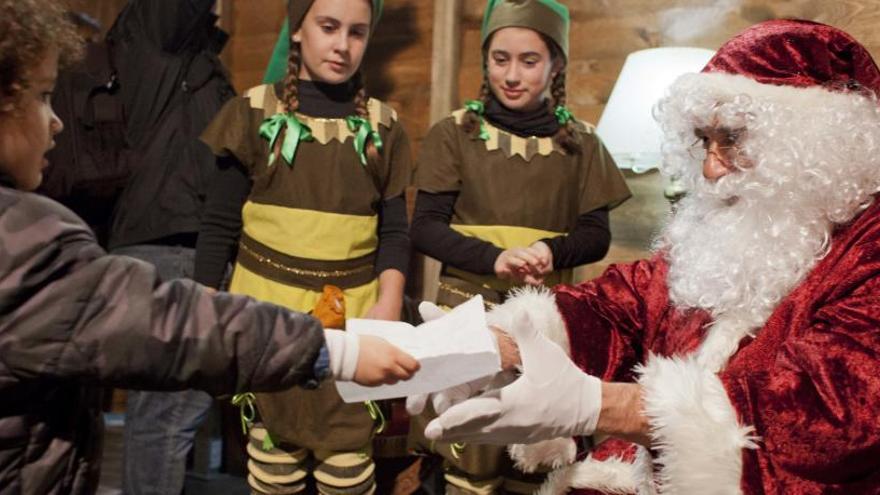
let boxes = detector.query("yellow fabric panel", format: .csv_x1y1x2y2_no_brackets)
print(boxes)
451,223,559,250
241,201,378,261
449,223,573,292
229,263,379,318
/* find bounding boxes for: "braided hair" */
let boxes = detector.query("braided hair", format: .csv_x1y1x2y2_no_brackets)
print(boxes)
461,78,492,137
277,34,385,182
351,70,385,180
464,32,582,155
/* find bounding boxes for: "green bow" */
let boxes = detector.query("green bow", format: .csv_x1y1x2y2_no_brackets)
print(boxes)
464,99,490,141
365,400,386,435
259,112,314,166
346,115,384,166
554,105,574,125
231,393,256,435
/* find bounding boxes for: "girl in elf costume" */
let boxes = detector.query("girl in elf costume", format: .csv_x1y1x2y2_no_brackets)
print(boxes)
194,0,412,493
408,0,630,493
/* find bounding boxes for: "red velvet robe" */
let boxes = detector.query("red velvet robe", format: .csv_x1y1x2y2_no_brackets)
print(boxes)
555,200,880,494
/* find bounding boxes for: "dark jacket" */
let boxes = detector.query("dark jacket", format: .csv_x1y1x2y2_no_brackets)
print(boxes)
106,0,235,249
0,185,326,494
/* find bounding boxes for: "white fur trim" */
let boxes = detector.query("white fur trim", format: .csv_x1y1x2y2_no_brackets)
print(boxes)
508,438,577,473
533,446,656,495
489,286,569,355
677,72,868,112
637,355,758,495
695,315,755,373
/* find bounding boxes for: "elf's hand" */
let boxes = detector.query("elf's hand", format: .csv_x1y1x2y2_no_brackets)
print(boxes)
495,247,544,284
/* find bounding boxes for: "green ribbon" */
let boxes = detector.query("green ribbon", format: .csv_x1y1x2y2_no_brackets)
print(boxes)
365,400,386,435
345,115,384,166
464,99,490,141
259,113,314,166
261,430,276,452
554,105,574,125
450,442,466,460
231,393,257,435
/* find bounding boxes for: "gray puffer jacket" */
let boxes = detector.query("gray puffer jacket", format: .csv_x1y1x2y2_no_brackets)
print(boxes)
0,185,326,494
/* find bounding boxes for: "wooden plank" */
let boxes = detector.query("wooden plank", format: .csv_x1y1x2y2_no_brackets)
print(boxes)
430,0,463,124
416,0,464,303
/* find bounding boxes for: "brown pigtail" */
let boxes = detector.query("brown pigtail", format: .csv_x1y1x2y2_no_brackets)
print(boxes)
352,71,387,193
269,39,303,162
549,69,582,154
461,76,492,138
282,40,301,114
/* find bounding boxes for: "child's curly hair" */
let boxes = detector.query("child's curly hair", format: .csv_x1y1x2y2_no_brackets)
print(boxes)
0,0,82,110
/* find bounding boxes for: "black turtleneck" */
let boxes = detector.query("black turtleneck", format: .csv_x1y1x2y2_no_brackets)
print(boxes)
484,94,559,138
411,98,611,274
194,81,410,289
290,79,357,118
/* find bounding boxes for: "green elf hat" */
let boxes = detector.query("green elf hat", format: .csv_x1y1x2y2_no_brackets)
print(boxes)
481,0,570,60
263,0,384,83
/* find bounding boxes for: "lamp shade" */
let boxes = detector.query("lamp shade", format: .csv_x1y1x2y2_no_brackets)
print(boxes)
597,47,715,172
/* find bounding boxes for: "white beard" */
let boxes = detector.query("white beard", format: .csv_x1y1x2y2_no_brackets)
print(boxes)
653,72,880,348
660,171,832,332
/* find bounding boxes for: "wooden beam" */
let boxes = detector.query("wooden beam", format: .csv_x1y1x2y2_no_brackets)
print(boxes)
429,0,463,123
418,0,463,303
216,0,235,70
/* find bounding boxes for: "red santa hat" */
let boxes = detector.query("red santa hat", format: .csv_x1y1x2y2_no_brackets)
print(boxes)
670,19,880,127
702,19,880,96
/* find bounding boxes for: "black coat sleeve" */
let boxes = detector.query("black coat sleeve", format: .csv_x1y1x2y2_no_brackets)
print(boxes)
375,194,410,276
541,207,611,269
194,156,251,288
0,190,325,396
410,191,502,275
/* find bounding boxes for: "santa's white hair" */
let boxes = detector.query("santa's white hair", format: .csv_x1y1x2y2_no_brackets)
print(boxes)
654,72,880,332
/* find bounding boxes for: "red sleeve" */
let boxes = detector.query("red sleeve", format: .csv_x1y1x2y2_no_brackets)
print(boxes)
553,255,669,382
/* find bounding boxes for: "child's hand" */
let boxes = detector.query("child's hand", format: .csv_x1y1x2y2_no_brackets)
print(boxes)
353,335,420,386
494,247,543,283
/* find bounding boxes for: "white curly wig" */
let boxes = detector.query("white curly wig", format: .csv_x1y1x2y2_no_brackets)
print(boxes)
653,71,880,333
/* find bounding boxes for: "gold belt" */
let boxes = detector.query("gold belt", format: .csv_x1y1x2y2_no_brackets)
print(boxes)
236,232,376,291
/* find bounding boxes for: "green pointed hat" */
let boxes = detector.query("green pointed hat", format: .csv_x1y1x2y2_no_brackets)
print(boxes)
264,0,384,83
481,0,570,60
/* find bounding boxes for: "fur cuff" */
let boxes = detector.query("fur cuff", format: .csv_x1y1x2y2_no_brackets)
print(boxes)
489,286,569,355
534,446,656,495
508,438,577,473
637,355,757,494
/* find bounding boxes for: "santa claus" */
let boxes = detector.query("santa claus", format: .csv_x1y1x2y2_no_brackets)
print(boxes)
414,19,880,494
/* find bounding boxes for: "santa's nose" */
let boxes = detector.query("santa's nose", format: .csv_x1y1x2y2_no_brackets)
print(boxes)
703,154,729,180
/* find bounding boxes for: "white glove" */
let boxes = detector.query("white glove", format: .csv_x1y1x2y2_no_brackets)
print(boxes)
423,311,602,445
405,301,510,416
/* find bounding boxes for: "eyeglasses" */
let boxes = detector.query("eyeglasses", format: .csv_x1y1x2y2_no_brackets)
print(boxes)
687,128,746,160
